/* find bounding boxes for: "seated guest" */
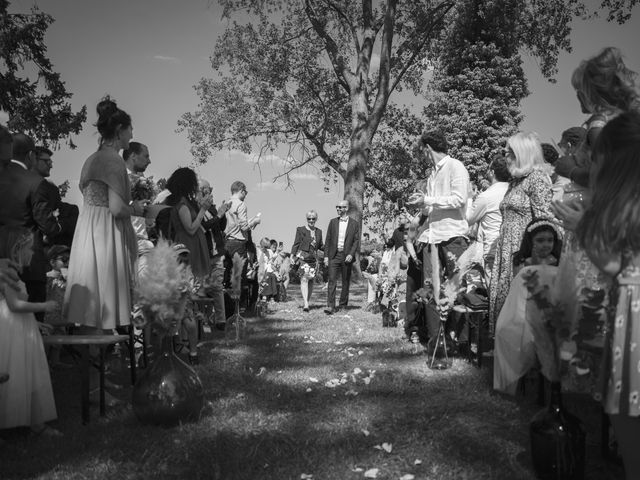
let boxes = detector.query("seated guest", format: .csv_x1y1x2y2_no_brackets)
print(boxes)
493,219,562,395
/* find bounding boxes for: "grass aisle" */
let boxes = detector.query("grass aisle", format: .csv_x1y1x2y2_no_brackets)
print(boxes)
0,284,622,479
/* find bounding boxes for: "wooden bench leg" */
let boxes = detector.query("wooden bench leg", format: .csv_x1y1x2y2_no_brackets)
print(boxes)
80,346,90,425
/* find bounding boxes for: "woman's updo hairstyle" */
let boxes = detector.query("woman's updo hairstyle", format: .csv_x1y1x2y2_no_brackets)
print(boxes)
96,95,131,144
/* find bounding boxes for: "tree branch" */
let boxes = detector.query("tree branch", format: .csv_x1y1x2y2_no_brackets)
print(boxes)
323,0,360,52
369,0,397,130
304,0,354,93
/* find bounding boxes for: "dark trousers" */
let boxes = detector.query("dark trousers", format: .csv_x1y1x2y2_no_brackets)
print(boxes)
224,239,247,286
420,236,469,339
26,280,46,323
327,252,352,308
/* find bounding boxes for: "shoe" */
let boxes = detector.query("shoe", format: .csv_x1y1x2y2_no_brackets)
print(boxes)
31,425,63,438
324,307,335,315
188,355,199,366
303,307,309,312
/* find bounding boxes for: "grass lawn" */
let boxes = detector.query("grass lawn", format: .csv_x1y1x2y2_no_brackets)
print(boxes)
0,282,624,479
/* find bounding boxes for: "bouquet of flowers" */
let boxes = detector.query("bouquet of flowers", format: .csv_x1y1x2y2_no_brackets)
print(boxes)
130,174,158,202
134,239,192,335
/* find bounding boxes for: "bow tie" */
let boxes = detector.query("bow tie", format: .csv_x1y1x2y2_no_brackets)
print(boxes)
340,217,348,222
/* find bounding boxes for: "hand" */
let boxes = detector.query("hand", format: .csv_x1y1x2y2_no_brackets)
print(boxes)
217,200,231,217
554,154,578,178
551,198,584,231
43,300,59,313
406,192,424,207
131,200,146,216
345,254,353,263
0,259,20,292
324,257,329,267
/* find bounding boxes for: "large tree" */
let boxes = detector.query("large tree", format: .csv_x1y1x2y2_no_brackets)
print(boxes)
0,0,86,147
180,0,637,230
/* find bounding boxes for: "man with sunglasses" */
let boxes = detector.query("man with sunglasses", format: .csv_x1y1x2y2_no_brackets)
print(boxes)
323,200,360,314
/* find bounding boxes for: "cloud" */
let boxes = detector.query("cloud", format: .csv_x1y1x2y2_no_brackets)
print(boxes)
153,55,181,64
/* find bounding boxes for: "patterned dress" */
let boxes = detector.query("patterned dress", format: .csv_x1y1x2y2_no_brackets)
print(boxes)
489,169,553,332
602,250,640,416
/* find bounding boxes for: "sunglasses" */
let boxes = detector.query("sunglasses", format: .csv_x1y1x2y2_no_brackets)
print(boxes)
335,205,348,209
307,217,317,221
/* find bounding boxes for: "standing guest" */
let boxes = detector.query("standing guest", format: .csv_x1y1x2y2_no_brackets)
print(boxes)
291,210,324,312
406,129,470,340
576,111,640,480
391,210,411,251
0,133,61,322
64,97,138,331
223,181,260,286
467,155,510,275
552,126,587,202
551,47,638,399
488,132,553,332
0,226,59,434
31,147,79,248
198,178,229,325
323,200,360,315
123,142,153,249
164,168,212,280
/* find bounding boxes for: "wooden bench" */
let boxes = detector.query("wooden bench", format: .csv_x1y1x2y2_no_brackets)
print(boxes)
43,334,132,424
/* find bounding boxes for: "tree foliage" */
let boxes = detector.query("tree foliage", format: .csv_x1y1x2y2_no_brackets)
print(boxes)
0,0,86,147
180,0,637,234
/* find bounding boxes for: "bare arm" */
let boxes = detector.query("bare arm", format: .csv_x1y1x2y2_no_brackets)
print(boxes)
178,203,207,236
3,286,56,314
108,187,131,220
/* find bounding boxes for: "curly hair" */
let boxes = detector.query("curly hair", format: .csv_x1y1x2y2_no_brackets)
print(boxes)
165,167,199,207
571,47,639,114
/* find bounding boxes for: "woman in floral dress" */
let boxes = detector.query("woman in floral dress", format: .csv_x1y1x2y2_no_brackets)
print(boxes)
577,111,640,480
488,132,553,333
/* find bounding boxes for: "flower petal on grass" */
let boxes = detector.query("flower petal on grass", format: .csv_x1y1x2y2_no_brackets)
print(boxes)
381,442,392,453
363,377,371,385
353,367,362,375
309,377,319,383
352,467,364,472
300,474,313,479
414,459,422,465
400,475,415,480
364,468,379,478
361,429,370,436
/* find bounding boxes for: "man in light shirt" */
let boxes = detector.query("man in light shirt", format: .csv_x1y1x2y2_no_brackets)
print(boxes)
467,156,510,275
407,129,470,339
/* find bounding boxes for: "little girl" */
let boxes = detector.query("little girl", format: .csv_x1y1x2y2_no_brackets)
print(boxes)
0,226,59,434
577,111,640,480
494,218,562,394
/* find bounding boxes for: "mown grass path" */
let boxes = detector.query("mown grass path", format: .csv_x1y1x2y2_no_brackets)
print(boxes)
0,283,622,479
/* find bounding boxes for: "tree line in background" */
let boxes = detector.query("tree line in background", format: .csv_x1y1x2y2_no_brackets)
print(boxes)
2,0,638,231
180,0,637,234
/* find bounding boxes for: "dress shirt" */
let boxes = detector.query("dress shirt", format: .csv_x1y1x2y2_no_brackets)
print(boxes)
224,197,249,242
10,159,28,170
418,155,470,244
467,181,509,257
337,217,348,251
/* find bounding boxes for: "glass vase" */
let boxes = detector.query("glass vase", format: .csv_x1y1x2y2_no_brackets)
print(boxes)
225,298,247,341
427,319,452,370
132,335,204,426
530,382,586,479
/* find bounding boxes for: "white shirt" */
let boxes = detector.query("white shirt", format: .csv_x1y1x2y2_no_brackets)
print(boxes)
467,181,509,257
418,155,470,244
337,217,349,251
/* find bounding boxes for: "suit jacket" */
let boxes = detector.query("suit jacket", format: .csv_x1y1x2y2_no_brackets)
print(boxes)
291,226,323,261
202,205,228,257
38,180,78,247
324,217,360,260
0,162,61,281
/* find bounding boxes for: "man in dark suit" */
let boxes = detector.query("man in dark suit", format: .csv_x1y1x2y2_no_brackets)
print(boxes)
0,133,62,321
31,146,78,247
323,199,360,314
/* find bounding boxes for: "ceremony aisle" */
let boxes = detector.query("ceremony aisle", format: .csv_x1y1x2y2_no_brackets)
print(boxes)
0,283,622,479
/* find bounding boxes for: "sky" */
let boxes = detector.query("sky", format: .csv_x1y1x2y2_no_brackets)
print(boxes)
5,0,640,247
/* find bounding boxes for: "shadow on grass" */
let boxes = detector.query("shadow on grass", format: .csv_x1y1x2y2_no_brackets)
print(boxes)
0,289,623,480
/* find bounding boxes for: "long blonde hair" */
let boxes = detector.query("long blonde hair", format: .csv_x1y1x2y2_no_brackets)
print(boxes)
506,131,550,178
0,226,33,271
